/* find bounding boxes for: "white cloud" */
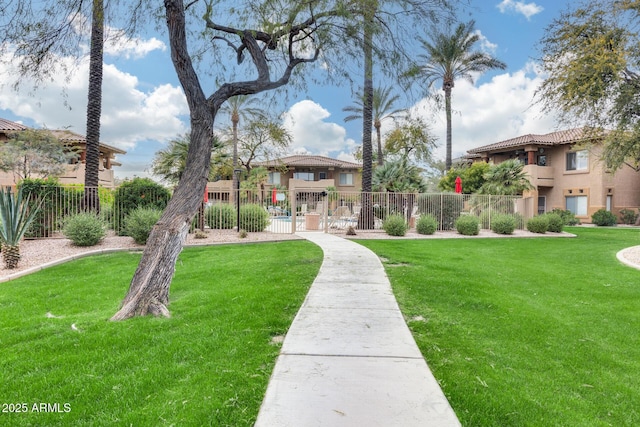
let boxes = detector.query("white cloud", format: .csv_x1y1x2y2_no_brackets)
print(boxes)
282,100,358,160
68,12,166,59
475,30,499,55
496,0,544,20
104,36,166,60
411,61,559,162
0,52,188,152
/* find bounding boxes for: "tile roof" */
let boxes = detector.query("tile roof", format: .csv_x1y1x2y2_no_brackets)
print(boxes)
50,129,127,154
468,128,591,154
0,118,28,131
0,118,126,154
255,154,361,169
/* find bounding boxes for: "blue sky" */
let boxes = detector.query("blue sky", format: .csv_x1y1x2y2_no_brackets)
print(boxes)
0,0,572,180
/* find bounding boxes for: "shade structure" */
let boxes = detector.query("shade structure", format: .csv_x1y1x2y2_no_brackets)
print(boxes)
455,176,462,194
272,187,277,204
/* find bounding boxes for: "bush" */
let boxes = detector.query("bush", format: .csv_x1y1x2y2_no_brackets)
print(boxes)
417,193,464,231
124,207,162,244
383,214,408,236
63,213,107,246
620,209,638,225
416,214,438,235
19,178,64,238
455,215,480,236
206,204,237,229
527,216,549,234
491,214,516,235
544,213,564,233
551,209,580,226
591,209,617,226
239,204,269,232
114,178,171,235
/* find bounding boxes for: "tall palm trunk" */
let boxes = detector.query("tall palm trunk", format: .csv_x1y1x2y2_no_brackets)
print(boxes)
374,120,383,165
84,0,104,213
359,1,376,230
444,81,453,171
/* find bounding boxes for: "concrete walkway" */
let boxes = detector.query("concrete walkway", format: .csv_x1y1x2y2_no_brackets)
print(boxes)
254,232,460,427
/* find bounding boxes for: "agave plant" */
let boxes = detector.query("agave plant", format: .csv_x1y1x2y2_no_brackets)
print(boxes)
0,188,41,269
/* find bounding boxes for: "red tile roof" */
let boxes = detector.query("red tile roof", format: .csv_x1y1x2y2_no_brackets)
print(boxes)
0,118,28,131
255,155,361,169
0,118,126,154
468,128,591,154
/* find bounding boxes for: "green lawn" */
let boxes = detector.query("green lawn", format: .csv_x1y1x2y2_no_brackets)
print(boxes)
0,241,323,426
358,227,640,426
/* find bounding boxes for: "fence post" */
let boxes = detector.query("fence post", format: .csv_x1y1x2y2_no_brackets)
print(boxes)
290,190,296,234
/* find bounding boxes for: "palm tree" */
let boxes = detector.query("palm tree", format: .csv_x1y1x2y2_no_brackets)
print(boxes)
220,96,265,196
150,133,227,186
478,159,534,195
84,0,104,213
344,86,406,165
418,20,506,171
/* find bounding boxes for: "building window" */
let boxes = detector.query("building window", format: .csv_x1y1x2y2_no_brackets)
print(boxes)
268,172,280,185
566,195,587,216
339,173,354,185
294,172,314,181
537,155,547,166
538,196,546,215
319,172,327,180
566,150,588,171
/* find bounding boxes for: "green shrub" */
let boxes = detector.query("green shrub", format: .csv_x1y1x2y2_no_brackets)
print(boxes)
416,214,438,235
527,216,549,234
544,213,564,233
239,204,269,232
491,214,516,235
206,204,237,229
114,178,171,235
455,215,480,236
417,193,464,231
19,178,63,238
619,209,638,225
551,208,580,226
63,213,107,246
383,214,408,236
124,207,162,244
591,209,617,226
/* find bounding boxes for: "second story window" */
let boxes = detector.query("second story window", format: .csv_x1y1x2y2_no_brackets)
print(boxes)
294,172,314,181
339,173,354,185
268,172,280,185
566,150,588,171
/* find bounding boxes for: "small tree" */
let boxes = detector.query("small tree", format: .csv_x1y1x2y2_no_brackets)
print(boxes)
0,188,41,269
0,129,78,183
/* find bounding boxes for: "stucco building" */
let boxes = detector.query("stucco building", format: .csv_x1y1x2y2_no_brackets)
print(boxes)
0,117,125,188
467,128,640,223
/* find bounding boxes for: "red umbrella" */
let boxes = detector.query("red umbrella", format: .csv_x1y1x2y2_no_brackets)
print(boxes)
271,187,277,205
455,176,462,194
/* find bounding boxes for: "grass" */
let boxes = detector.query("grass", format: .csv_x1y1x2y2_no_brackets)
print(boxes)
0,241,322,426
358,227,640,426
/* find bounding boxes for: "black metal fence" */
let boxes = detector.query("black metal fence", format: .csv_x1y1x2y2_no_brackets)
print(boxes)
19,184,528,238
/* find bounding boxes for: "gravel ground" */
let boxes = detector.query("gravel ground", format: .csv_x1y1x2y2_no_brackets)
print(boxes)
0,230,303,279
2,228,638,280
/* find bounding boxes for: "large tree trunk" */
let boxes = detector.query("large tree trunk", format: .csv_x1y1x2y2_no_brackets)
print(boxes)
444,83,453,171
111,0,213,321
375,122,383,166
358,2,376,230
112,0,318,320
84,0,103,213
